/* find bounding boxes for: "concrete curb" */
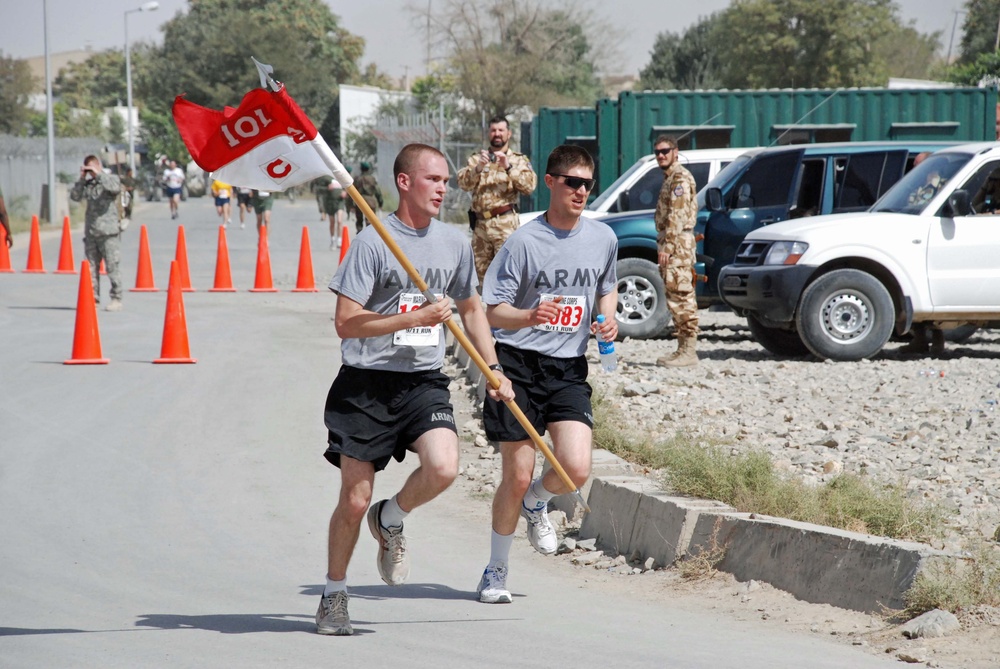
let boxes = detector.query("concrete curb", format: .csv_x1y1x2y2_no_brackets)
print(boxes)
446,328,948,614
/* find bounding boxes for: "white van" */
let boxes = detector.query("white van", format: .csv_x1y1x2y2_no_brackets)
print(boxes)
519,147,749,224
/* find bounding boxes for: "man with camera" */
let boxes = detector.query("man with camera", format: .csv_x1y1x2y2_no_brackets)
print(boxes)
457,116,536,283
70,155,124,311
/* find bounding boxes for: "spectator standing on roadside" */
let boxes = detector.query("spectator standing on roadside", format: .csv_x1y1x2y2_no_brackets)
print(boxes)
652,135,700,368
119,167,136,223
352,162,383,233
251,189,274,235
476,144,617,605
70,154,124,312
457,116,536,284
314,143,513,636
0,184,12,249
211,178,233,228
162,160,185,220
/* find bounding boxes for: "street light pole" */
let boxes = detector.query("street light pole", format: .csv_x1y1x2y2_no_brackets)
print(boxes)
125,1,159,175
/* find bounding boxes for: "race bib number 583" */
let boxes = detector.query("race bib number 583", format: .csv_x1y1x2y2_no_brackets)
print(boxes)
534,294,585,333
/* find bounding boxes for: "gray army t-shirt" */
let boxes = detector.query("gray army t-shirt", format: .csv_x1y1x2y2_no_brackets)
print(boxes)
483,215,618,358
329,213,477,372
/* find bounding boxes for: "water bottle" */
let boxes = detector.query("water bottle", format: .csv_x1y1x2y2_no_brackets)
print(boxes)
595,314,617,372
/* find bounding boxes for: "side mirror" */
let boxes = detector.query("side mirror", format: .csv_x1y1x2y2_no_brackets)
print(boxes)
706,187,723,212
616,191,629,212
946,189,972,218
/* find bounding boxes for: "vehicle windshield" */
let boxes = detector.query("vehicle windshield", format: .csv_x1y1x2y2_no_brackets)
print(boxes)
871,150,976,215
589,158,652,210
696,154,754,208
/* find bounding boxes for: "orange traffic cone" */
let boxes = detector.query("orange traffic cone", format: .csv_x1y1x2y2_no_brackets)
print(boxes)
174,225,194,292
23,215,45,273
64,260,109,365
338,226,351,265
0,227,13,272
292,226,318,292
154,260,196,364
131,225,158,292
249,225,278,292
55,216,75,274
209,225,236,292
99,259,107,275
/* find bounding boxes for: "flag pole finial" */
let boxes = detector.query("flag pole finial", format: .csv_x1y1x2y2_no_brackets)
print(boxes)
251,57,280,92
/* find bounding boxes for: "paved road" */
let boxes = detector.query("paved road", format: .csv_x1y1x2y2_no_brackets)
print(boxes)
0,196,901,668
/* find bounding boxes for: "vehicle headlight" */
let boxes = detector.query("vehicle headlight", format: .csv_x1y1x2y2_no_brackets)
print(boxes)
763,241,808,265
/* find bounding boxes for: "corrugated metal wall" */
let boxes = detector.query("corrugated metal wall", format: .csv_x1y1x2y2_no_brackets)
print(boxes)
0,135,104,221
527,87,998,210
530,107,596,211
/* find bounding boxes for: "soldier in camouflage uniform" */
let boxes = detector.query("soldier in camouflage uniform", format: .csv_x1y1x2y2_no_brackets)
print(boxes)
457,116,536,283
70,155,124,311
353,162,383,233
652,136,699,367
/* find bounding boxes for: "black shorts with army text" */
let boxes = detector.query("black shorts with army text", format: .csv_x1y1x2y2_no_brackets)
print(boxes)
324,366,457,472
482,343,593,442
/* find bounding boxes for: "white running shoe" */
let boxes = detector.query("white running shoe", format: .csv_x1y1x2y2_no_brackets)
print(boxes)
367,500,410,585
315,591,353,636
521,502,557,555
330,236,336,251
477,564,512,604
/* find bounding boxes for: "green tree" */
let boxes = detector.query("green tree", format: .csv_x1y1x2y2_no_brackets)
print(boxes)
54,49,127,110
638,15,724,90
948,51,1000,86
713,0,935,89
107,110,126,143
958,0,1000,65
0,53,38,135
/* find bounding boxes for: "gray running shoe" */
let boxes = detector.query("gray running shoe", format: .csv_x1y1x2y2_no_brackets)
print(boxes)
315,591,352,636
477,564,512,604
520,502,557,555
367,500,410,585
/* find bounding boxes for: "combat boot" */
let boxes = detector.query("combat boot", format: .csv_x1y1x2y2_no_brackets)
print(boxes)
656,337,684,366
929,328,946,356
658,335,699,367
899,325,930,354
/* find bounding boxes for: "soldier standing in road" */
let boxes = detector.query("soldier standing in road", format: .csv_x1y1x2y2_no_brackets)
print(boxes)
353,162,383,233
457,116,536,283
314,174,347,250
653,136,700,367
70,155,124,312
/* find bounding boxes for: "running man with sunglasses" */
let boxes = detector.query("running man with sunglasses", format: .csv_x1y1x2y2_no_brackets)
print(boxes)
652,135,700,367
476,144,618,604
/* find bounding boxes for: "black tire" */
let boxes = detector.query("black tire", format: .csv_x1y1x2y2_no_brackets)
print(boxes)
795,269,894,361
615,257,672,339
746,314,810,356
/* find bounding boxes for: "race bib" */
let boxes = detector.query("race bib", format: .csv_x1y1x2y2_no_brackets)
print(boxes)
534,294,585,333
393,293,444,346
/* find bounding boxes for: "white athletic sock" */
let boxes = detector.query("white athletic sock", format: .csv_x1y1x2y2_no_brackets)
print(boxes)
522,477,555,511
379,494,408,529
324,577,347,596
489,530,515,567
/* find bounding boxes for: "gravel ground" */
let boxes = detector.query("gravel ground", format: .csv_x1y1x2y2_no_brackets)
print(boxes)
582,308,1000,548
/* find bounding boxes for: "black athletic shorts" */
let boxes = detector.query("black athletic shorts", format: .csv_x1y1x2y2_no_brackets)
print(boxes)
324,366,456,472
482,343,593,442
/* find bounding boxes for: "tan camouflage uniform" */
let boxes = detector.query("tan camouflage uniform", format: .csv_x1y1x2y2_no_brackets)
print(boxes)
353,171,383,233
655,162,699,339
70,170,123,303
457,150,536,282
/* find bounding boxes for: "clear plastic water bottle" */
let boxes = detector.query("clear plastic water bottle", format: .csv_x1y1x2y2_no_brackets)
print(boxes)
595,314,617,372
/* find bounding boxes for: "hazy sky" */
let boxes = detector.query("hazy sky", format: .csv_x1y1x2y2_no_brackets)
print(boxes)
0,0,968,81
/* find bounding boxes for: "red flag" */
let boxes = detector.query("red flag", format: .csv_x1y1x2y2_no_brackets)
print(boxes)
172,86,343,192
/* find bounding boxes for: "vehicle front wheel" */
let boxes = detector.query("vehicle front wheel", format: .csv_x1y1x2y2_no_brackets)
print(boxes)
746,314,810,356
795,269,894,361
615,257,671,340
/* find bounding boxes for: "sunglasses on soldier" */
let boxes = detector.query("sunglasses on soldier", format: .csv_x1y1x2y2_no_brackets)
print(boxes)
548,173,596,192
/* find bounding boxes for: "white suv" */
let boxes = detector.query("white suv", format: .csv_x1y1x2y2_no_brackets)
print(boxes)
719,143,1000,361
519,147,747,225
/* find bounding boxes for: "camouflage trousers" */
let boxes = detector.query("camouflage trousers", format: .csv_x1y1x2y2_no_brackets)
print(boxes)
85,233,123,302
472,212,519,283
661,261,699,338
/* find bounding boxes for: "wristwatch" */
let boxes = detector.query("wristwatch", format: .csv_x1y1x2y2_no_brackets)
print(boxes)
488,363,504,374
